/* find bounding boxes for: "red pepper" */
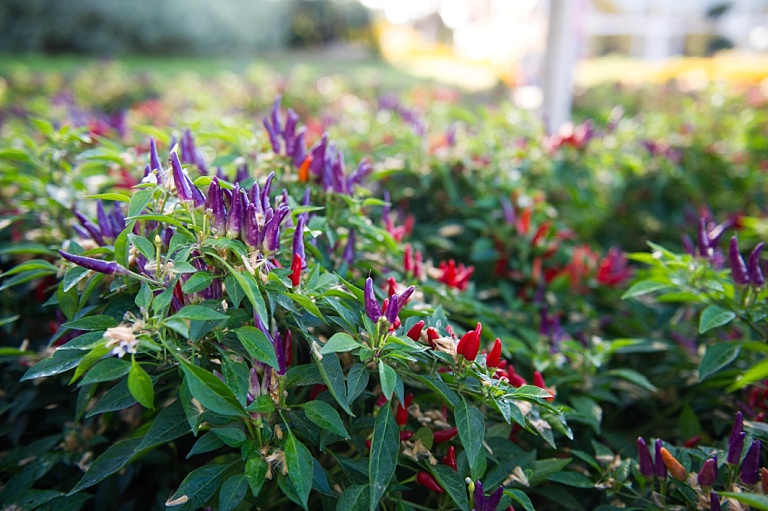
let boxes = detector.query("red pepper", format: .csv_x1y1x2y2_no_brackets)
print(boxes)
533,370,555,402
375,394,388,407
289,253,302,287
457,322,482,361
387,277,398,298
416,472,444,493
309,384,327,400
441,446,457,471
406,320,425,342
284,330,293,369
530,221,551,247
396,393,413,426
486,338,502,368
433,427,458,443
426,327,439,348
404,244,413,273
400,430,414,442
365,438,371,450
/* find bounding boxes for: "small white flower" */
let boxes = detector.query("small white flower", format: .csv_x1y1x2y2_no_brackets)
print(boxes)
104,325,138,358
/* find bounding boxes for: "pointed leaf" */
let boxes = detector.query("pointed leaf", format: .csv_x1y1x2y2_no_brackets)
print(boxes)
245,456,269,497
455,398,486,481
219,474,247,511
429,465,469,511
320,332,361,354
137,400,189,451
187,432,225,459
301,400,350,438
378,361,396,401
234,327,279,370
176,357,245,417
128,359,154,409
346,363,370,406
285,431,313,509
166,462,232,511
699,342,741,381
68,437,143,494
699,305,737,334
314,351,354,416
369,402,399,511
337,485,370,510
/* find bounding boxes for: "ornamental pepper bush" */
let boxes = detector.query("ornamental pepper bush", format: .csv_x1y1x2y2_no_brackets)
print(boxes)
1,61,768,511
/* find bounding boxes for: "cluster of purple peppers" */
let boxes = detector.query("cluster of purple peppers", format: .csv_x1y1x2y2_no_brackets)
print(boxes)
636,412,762,511
363,277,414,326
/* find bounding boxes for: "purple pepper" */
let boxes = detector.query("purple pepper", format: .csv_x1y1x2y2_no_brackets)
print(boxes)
226,184,244,239
395,286,415,316
749,242,765,287
681,234,695,256
364,277,381,322
293,215,306,269
96,200,113,239
654,439,667,479
170,151,204,208
728,411,744,464
270,95,282,135
310,134,328,177
74,210,105,246
740,440,762,485
247,366,260,405
274,331,286,376
710,492,721,511
243,204,260,248
109,203,125,237
262,117,280,153
698,456,717,487
342,229,355,265
730,236,750,285
385,294,399,324
261,172,275,213
263,206,289,252
284,109,298,156
637,437,654,477
472,480,503,511
292,129,307,167
348,159,372,189
73,224,90,240
235,163,249,184
149,137,163,177
205,177,227,234
59,250,129,276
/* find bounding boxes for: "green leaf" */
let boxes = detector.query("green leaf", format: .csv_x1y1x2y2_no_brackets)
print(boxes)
86,192,131,202
246,395,276,414
167,305,228,322
187,432,225,459
21,349,84,381
182,272,214,294
78,358,130,386
176,357,245,417
320,332,362,354
70,345,110,383
530,458,572,486
69,437,143,494
430,465,469,511
287,292,325,322
699,342,742,381
699,305,737,334
505,489,535,511
718,492,768,510
378,361,396,401
127,233,155,261
87,379,137,416
621,280,671,299
234,327,279,370
369,400,399,511
127,189,153,218
135,282,153,310
220,265,268,327
219,474,247,511
212,427,246,447
301,400,350,438
62,315,117,331
314,350,354,416
412,374,460,408
137,400,189,451
180,379,204,435
547,471,594,488
285,431,313,509
165,462,233,511
245,456,269,497
1,259,57,277
603,369,658,391
346,363,370,406
128,359,154,409
337,485,370,510
224,274,245,308
513,385,554,400
729,358,768,390
455,398,486,481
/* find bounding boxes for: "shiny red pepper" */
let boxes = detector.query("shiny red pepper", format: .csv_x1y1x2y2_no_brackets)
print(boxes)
441,445,457,471
457,322,482,361
486,338,502,368
406,320,425,342
289,253,302,287
400,430,414,442
433,427,458,443
396,393,413,426
416,471,444,493
426,327,440,348
387,277,398,297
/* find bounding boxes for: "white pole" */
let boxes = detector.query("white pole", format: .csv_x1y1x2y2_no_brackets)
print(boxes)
541,0,582,133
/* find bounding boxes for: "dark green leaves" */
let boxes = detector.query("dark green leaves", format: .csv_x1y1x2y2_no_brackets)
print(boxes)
69,437,143,494
234,327,279,370
378,361,396,401
455,398,486,481
314,349,354,416
301,400,350,438
369,401,399,511
320,332,361,354
176,357,245,417
699,341,742,381
285,431,313,509
165,462,233,511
